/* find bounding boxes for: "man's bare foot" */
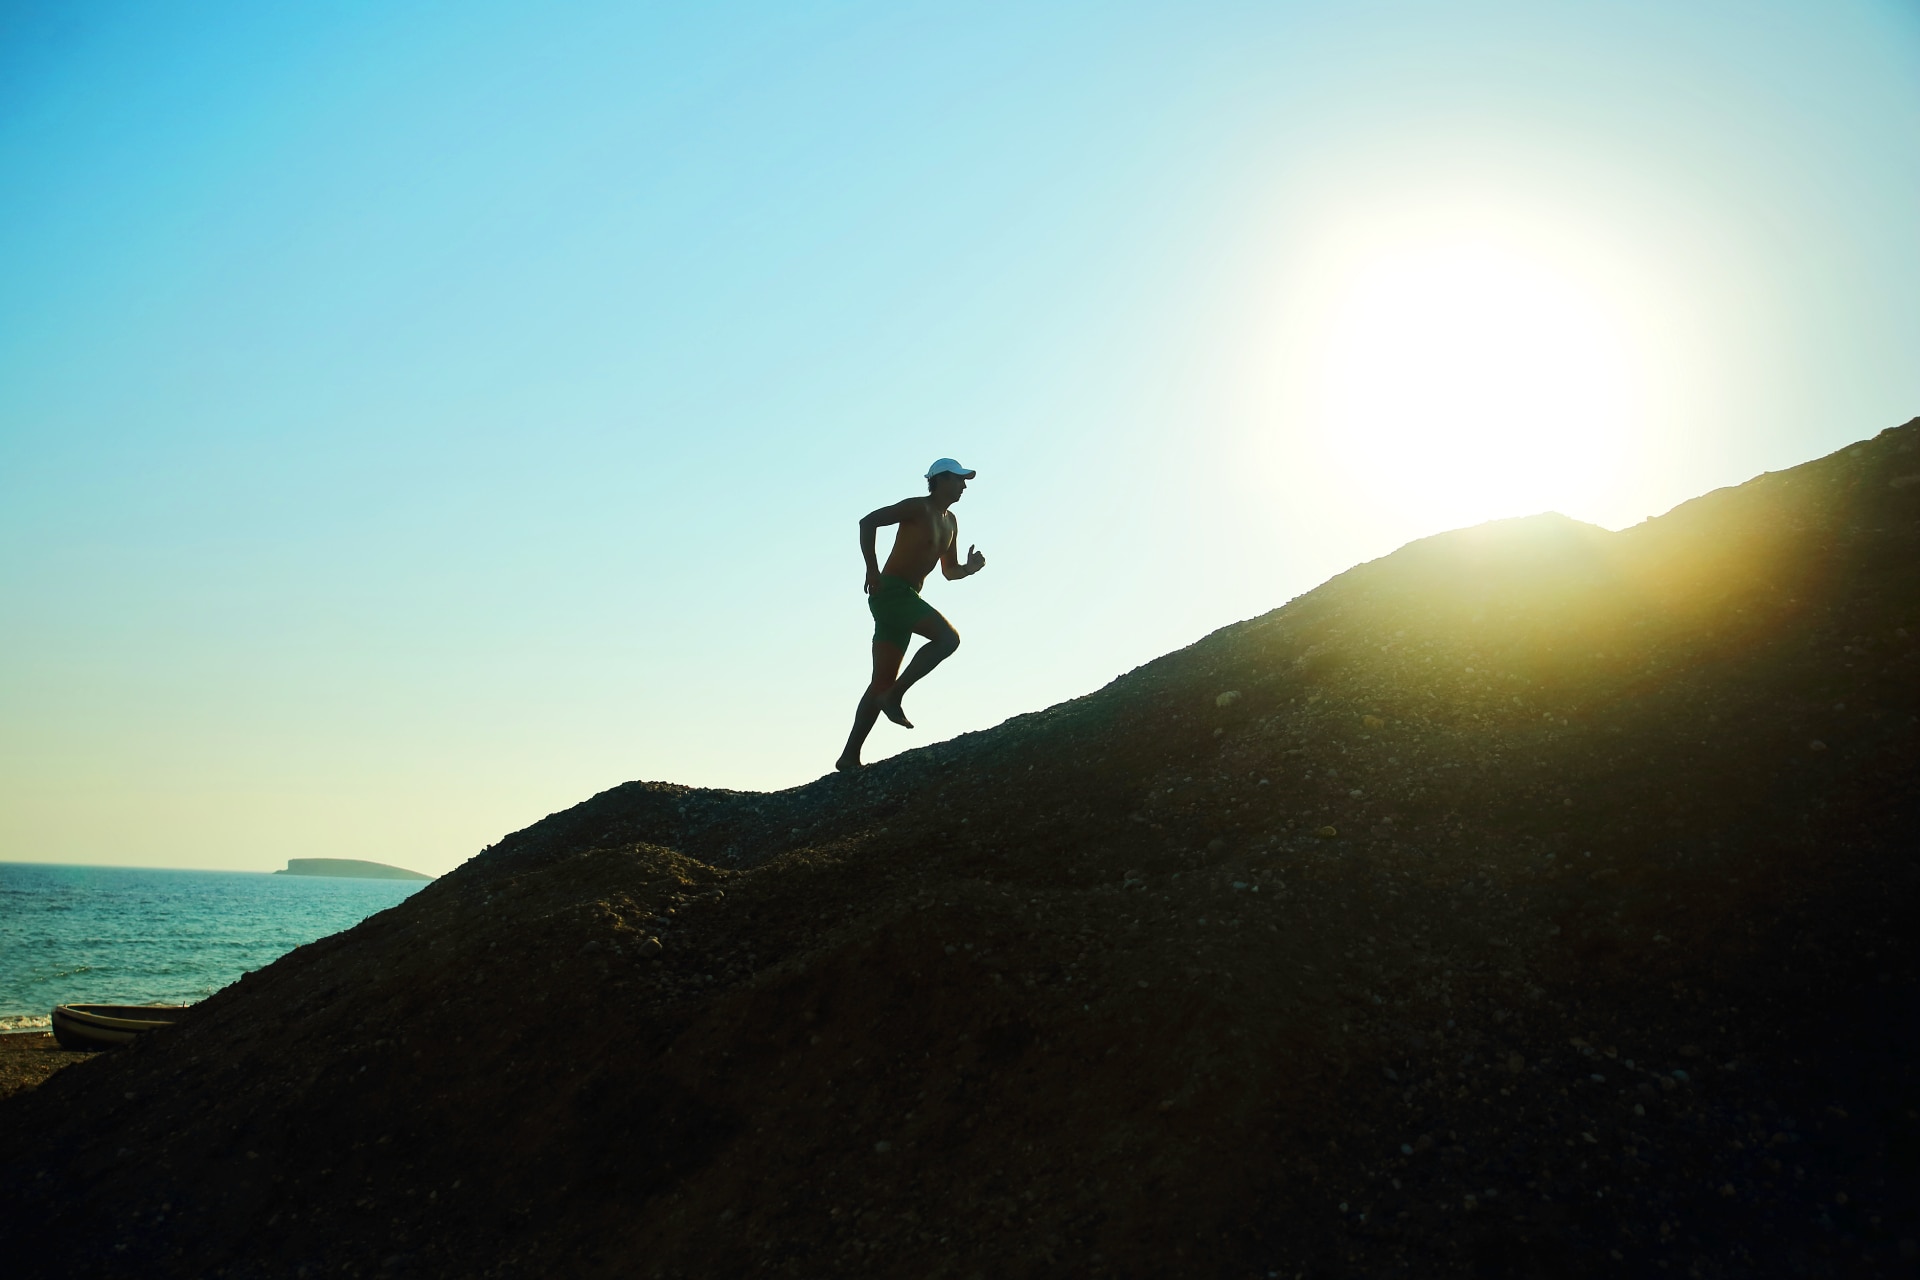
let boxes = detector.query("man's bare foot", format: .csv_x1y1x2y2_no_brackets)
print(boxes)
881,696,914,729
835,753,862,772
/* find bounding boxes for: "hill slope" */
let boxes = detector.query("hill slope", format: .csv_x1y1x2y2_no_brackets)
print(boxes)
4,421,1919,1278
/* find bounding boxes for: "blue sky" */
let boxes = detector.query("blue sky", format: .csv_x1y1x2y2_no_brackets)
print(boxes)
3,0,1917,873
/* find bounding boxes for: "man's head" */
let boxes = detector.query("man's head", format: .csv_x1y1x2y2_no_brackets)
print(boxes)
926,457,975,501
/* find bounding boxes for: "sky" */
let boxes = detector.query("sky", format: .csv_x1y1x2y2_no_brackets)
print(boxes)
2,0,1917,875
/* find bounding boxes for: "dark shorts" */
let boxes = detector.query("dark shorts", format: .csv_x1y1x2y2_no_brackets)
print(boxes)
869,574,936,649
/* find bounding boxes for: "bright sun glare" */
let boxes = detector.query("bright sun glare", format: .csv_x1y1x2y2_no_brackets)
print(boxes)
1276,220,1659,541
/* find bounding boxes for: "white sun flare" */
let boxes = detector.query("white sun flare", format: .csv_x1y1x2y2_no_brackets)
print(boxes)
1300,232,1649,538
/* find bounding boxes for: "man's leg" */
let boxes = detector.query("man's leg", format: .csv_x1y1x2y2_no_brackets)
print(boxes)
880,611,959,729
836,640,907,771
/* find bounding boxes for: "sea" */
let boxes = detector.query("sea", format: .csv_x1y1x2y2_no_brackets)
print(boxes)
0,862,430,1032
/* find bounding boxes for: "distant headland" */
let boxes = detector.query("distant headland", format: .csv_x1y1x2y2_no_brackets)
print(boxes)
273,858,433,881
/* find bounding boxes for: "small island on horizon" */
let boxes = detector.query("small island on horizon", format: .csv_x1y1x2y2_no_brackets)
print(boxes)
273,858,433,882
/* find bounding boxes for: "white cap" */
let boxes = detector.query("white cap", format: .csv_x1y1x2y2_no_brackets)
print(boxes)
925,457,976,480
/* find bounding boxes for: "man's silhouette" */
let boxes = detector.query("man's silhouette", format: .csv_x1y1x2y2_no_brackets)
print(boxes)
836,458,986,772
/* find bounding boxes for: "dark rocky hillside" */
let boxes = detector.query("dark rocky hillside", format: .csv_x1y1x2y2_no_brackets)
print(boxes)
5,420,1919,1279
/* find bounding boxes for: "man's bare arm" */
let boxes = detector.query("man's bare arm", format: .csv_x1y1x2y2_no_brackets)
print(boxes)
859,500,916,592
940,520,987,580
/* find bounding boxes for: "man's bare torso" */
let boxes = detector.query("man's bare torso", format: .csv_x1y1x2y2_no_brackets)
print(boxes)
880,497,956,590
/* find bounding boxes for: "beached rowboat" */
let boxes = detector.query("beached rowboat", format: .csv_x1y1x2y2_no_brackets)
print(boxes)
50,1004,191,1051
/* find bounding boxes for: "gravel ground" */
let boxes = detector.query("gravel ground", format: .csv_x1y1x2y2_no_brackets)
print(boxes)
0,1033,93,1103
2,419,1917,1278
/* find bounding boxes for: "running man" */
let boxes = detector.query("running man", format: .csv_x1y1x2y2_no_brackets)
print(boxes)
835,458,986,772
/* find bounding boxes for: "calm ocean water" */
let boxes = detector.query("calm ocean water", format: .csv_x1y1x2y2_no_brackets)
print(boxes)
0,862,429,1032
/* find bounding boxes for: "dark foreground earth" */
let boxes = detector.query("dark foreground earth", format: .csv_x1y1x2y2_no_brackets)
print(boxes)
5,421,1919,1279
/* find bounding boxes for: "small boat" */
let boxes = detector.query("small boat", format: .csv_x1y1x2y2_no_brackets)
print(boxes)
50,1004,192,1051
